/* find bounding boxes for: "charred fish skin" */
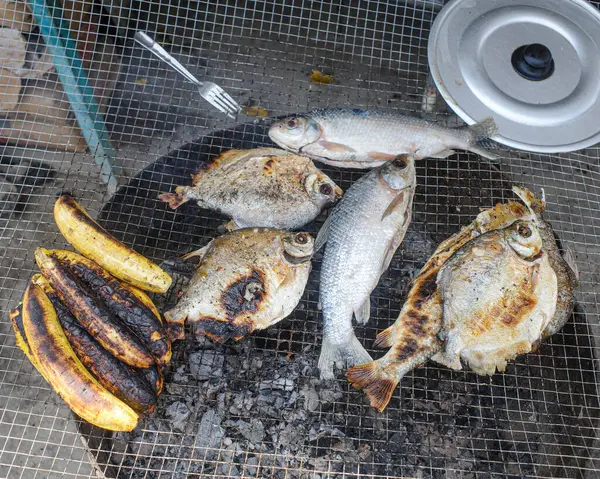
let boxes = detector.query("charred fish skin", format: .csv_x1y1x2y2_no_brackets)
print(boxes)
268,109,498,168
164,228,314,343
318,155,417,380
159,148,342,230
346,199,532,412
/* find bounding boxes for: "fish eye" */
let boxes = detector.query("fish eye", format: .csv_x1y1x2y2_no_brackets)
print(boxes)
517,223,532,238
295,233,309,244
319,183,333,195
393,155,408,169
286,118,298,128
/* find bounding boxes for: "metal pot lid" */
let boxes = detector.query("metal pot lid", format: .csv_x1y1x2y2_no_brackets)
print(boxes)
428,0,600,153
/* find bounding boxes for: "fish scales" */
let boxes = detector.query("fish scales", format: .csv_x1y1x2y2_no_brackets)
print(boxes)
269,108,498,168
318,155,416,379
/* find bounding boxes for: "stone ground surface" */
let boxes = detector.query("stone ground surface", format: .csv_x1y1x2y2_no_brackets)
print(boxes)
0,1,599,478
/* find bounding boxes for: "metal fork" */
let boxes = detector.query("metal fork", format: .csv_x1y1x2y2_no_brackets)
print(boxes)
134,32,240,119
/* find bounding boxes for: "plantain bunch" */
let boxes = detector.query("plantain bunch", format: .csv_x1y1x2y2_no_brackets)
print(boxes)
10,195,174,432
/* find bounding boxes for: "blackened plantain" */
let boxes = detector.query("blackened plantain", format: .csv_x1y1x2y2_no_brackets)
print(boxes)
35,248,155,368
21,283,138,432
141,365,163,395
45,250,171,364
32,275,158,415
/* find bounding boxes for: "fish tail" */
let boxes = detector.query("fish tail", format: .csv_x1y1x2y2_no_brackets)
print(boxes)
464,117,500,161
346,360,400,413
318,334,372,380
158,187,188,209
468,116,498,141
373,325,395,348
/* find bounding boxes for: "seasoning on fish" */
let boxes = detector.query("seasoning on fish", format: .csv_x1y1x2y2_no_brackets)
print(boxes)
268,108,498,168
159,148,343,230
347,187,577,412
164,228,314,343
317,154,417,380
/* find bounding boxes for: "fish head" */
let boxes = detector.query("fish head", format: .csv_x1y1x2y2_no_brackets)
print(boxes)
269,116,322,152
504,220,542,260
379,154,416,191
281,231,315,265
304,173,343,207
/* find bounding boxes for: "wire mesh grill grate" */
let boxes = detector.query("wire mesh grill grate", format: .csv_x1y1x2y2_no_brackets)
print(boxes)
0,1,599,478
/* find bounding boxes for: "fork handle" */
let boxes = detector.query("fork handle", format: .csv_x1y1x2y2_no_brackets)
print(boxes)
134,31,203,87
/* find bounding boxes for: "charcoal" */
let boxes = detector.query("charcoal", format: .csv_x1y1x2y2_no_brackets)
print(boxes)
165,401,191,432
189,350,224,381
244,456,260,476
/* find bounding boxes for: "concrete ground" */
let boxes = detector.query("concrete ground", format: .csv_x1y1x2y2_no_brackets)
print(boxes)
0,1,599,478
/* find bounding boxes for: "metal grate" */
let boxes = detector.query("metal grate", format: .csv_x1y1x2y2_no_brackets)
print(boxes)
0,1,599,478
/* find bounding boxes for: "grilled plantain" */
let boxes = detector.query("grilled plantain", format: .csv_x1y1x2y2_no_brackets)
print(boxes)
21,284,138,432
32,275,158,414
54,195,172,293
142,366,163,395
45,250,171,364
35,248,155,368
10,303,48,380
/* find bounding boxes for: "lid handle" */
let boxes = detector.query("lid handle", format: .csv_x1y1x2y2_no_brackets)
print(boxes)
511,44,555,81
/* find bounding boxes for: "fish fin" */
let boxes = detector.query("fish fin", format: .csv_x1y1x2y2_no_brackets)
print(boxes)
381,191,406,221
512,186,546,216
563,246,580,283
181,242,212,262
367,151,396,162
275,268,298,294
318,140,357,153
429,149,455,159
346,361,399,413
159,190,188,209
315,214,334,252
354,298,371,325
432,334,463,370
225,219,240,231
373,325,395,348
468,116,498,141
318,335,372,380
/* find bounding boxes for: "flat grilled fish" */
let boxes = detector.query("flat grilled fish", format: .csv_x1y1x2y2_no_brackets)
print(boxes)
434,220,557,375
164,228,314,342
160,148,342,230
269,108,498,168
317,155,416,379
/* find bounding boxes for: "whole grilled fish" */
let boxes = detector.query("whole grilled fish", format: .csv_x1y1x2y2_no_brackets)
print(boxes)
318,154,416,379
164,228,314,342
269,108,498,168
434,219,558,375
159,148,342,230
347,187,577,412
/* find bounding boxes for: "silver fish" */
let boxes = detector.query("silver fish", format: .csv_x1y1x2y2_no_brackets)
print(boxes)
164,228,314,343
268,108,498,168
317,154,417,379
159,148,342,230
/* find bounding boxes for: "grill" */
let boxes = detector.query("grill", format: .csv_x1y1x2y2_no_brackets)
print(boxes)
1,1,599,478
